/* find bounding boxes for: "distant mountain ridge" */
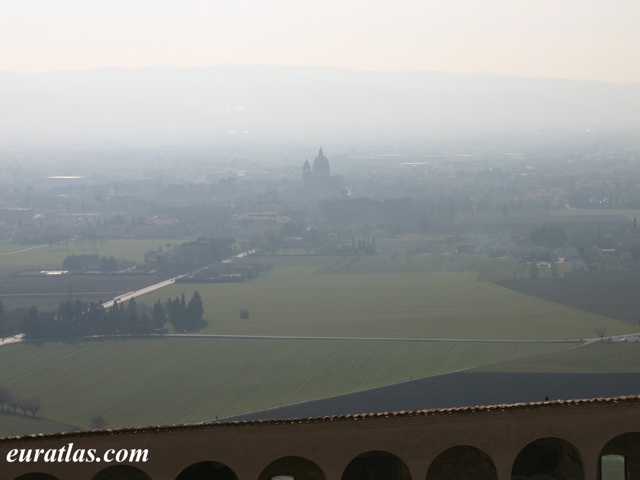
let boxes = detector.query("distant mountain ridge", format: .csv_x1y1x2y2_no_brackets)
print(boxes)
1,65,638,146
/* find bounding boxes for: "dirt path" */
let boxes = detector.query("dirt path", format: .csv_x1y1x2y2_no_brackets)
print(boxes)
0,244,50,256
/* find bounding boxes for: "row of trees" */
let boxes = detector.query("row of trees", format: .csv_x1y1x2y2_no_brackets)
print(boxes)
352,236,376,255
0,300,5,337
152,292,205,332
0,386,41,417
62,254,119,272
153,238,234,273
20,292,204,338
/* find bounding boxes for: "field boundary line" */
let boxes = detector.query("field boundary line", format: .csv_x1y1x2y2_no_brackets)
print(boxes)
5,331,638,348
0,244,51,256
2,333,594,345
212,339,583,422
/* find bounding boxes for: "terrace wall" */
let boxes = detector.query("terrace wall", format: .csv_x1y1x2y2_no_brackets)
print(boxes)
2,396,640,480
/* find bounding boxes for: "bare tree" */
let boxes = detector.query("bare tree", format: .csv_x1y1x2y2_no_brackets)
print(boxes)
90,415,107,430
595,327,606,342
18,398,28,416
26,398,41,417
0,386,11,410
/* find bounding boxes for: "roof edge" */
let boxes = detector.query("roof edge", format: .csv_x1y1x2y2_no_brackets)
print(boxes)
3,394,639,443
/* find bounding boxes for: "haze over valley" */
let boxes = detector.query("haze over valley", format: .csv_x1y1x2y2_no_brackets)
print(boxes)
1,65,639,148
2,0,640,444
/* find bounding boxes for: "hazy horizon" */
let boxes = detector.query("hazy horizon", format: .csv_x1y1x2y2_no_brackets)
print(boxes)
3,63,639,86
2,2,640,149
0,64,638,149
2,1,639,84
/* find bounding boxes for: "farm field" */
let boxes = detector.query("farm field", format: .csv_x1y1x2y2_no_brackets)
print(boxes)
551,208,640,219
0,239,182,309
3,253,638,438
0,410,77,438
494,272,640,325
0,239,183,271
142,255,636,340
474,341,640,373
0,273,169,309
0,337,572,436
228,372,640,421
227,341,640,421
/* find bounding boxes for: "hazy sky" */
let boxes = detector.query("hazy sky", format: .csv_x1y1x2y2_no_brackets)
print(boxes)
2,0,639,83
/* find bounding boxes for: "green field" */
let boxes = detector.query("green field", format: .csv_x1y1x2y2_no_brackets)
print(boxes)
0,239,184,270
551,208,640,219
3,253,638,438
0,410,77,438
143,255,636,340
476,341,640,373
0,337,572,436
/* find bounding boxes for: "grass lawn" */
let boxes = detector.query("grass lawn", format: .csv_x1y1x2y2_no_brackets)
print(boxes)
0,337,571,436
142,255,635,340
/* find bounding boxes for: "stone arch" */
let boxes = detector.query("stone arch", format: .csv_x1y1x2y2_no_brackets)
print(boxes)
258,456,325,480
91,465,152,480
15,474,60,480
511,437,584,479
426,445,497,480
342,451,411,480
599,432,640,479
176,460,238,480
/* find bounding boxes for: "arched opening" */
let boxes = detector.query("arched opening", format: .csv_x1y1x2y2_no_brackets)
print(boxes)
601,455,626,480
92,465,152,480
176,460,238,480
15,474,60,480
599,432,640,479
511,437,584,479
258,456,325,480
342,451,411,480
426,445,497,480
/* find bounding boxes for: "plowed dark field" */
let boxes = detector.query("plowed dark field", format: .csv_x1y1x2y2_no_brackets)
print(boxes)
494,272,640,325
0,272,168,308
228,372,640,421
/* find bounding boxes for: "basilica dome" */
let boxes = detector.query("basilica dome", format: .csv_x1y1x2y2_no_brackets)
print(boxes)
312,148,330,177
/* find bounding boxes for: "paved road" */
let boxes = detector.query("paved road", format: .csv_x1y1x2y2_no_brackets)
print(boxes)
101,276,185,309
3,331,637,347
0,334,24,347
100,249,258,309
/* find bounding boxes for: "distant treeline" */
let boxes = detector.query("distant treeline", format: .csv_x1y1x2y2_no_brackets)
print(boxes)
62,254,119,272
18,292,204,339
151,238,235,273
